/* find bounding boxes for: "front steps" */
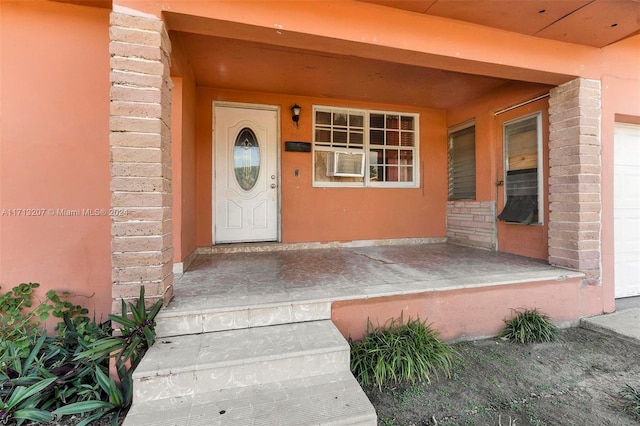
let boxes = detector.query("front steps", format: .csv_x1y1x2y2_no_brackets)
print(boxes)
123,303,377,425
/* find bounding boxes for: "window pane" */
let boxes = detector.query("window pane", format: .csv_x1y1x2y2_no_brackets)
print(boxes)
334,130,348,145
386,115,399,129
233,128,260,191
333,113,348,126
499,114,540,224
349,114,364,127
316,111,331,125
400,132,414,147
350,131,364,145
369,150,382,182
370,130,384,145
449,125,476,200
315,129,331,144
386,130,399,146
370,114,384,129
506,116,538,171
401,116,414,130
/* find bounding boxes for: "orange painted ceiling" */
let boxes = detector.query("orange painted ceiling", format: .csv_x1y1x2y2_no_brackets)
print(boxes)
361,0,640,48
169,0,638,110
57,0,637,110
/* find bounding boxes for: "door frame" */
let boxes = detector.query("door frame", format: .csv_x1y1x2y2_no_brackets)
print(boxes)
613,122,640,298
212,101,281,244
495,98,550,260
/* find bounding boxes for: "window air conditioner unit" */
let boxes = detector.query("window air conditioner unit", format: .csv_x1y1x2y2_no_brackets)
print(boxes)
327,151,365,177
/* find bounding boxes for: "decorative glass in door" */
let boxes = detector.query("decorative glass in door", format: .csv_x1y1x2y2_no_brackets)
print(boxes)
233,128,260,191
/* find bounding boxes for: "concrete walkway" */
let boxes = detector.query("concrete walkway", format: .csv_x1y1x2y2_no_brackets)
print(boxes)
581,296,640,343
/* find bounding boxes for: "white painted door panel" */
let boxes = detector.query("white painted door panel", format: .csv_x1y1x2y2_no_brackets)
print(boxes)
614,123,640,298
214,105,278,243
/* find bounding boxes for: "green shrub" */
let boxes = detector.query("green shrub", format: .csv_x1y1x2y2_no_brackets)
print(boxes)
350,314,458,390
0,283,89,358
0,283,162,426
619,383,640,419
498,308,559,344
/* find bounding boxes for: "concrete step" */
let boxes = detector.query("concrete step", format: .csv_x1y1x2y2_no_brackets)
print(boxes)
155,299,331,338
133,320,350,402
123,370,377,426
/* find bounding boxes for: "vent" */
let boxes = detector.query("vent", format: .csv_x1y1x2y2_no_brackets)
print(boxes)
327,151,365,177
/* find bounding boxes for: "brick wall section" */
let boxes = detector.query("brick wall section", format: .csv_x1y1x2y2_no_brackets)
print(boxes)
446,201,496,250
548,78,601,285
109,12,173,312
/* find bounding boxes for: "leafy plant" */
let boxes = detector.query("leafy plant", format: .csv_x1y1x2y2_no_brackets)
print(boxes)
78,285,162,378
68,286,162,424
0,283,162,425
0,377,56,425
0,283,89,358
619,383,640,419
498,308,559,344
53,367,131,426
350,314,458,390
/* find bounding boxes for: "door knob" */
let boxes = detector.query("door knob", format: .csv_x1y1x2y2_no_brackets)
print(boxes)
270,183,277,188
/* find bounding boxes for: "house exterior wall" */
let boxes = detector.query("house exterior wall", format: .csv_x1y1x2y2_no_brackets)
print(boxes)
445,84,553,253
600,34,640,311
332,276,591,342
170,38,199,269
2,0,638,323
194,88,448,246
0,1,112,322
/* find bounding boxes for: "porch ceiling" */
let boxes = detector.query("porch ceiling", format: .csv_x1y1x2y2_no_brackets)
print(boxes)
166,0,638,110
172,31,525,110
360,0,640,48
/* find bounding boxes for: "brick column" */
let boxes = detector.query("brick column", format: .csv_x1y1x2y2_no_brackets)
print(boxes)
548,78,601,285
109,11,173,312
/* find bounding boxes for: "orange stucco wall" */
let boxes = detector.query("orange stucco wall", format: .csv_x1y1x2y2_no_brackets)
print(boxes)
600,34,640,312
446,84,552,260
332,277,601,342
170,37,199,264
194,88,448,246
0,1,112,321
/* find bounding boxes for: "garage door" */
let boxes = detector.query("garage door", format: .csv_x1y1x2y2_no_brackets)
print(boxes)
614,123,640,298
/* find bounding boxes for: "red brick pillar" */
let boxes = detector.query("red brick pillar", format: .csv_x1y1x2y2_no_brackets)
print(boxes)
548,78,601,285
109,11,173,312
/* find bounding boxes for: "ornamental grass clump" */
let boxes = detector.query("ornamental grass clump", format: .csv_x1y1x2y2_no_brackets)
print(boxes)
350,314,458,390
619,383,640,419
498,308,559,344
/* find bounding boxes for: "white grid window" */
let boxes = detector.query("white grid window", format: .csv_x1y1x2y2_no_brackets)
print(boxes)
313,106,419,187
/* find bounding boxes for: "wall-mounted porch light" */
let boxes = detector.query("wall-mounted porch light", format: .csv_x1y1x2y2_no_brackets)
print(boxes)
291,104,301,127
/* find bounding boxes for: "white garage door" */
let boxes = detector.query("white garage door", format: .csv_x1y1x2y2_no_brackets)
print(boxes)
614,123,640,298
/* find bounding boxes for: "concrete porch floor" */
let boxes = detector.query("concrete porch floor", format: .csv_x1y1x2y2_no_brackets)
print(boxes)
167,242,583,314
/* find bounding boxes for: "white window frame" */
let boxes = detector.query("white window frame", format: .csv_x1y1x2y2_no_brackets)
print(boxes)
313,105,420,188
502,111,544,225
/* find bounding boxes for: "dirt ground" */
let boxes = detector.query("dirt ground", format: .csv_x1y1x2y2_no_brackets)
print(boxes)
364,327,640,426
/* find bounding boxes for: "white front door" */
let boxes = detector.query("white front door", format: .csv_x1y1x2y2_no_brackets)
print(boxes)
614,123,640,298
214,104,279,243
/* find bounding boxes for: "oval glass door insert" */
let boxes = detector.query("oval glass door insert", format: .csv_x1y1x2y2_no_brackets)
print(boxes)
234,128,260,191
